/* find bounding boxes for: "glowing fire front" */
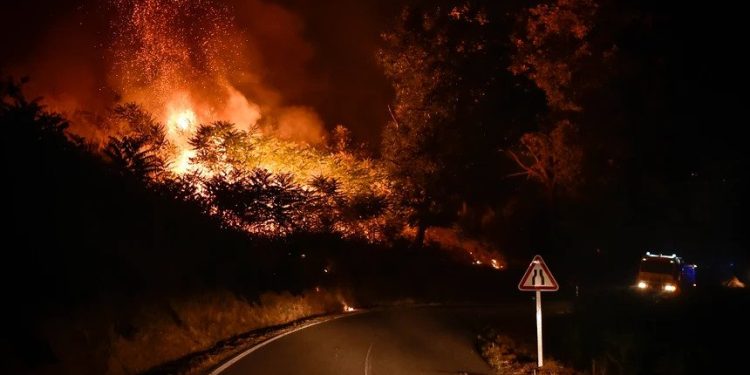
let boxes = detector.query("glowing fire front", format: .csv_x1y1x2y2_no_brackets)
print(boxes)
110,0,262,174
102,0,392,242
168,109,196,132
156,88,262,175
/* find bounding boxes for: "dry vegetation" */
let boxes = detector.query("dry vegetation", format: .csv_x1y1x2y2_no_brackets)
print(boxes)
479,331,578,375
34,289,347,375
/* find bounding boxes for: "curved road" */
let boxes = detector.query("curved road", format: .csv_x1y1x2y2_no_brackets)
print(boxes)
214,304,547,375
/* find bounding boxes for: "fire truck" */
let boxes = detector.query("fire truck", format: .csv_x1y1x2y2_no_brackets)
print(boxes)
636,252,697,294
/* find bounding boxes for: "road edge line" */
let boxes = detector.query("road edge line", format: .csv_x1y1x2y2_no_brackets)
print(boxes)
209,310,367,374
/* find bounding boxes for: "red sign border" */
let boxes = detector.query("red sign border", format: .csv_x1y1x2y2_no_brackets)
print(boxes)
518,255,559,291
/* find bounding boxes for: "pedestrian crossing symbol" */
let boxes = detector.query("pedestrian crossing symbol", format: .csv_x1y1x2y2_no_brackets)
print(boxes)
518,255,559,291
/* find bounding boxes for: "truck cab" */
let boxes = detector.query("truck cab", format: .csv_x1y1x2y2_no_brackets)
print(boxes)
636,252,697,294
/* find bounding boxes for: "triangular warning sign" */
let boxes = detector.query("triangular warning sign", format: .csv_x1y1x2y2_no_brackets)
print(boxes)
518,255,559,291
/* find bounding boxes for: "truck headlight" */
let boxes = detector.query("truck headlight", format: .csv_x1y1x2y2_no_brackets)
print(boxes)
637,281,648,289
663,284,677,292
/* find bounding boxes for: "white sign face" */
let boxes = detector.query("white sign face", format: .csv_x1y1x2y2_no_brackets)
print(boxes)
518,255,559,291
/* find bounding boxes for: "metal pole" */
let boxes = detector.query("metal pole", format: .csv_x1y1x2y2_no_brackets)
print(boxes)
536,290,543,368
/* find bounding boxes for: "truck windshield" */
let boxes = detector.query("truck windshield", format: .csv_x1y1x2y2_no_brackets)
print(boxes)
640,260,676,274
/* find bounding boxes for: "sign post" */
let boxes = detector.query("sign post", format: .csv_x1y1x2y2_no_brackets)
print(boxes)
536,289,542,368
518,255,558,368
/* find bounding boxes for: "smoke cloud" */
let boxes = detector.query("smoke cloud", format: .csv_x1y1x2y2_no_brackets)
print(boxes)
1,0,330,145
273,106,325,144
1,0,398,147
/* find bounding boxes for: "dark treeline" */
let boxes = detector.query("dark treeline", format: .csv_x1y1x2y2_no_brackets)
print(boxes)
376,0,748,284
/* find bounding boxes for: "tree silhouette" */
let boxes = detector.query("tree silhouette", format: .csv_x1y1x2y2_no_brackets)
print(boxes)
204,169,308,234
111,103,172,158
378,4,484,245
509,0,599,112
508,0,602,196
308,175,344,233
104,135,164,181
508,120,583,196
2,77,71,150
346,192,387,222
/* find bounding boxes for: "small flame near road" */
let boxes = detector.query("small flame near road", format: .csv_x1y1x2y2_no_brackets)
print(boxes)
490,259,503,270
342,303,356,313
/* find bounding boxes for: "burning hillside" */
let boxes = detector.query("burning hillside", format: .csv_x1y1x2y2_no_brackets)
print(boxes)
85,0,397,240
109,0,308,172
2,0,505,259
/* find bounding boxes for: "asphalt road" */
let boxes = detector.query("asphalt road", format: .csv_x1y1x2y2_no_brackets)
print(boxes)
214,304,547,375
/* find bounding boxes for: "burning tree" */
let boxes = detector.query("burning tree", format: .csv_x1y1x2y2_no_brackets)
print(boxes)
188,121,255,173
102,106,394,240
62,0,399,241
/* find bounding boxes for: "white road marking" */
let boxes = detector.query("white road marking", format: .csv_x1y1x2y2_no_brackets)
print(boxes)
210,311,366,375
364,343,374,375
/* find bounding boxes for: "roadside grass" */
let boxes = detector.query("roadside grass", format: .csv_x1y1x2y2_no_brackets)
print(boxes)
478,331,578,375
34,289,346,375
477,288,750,375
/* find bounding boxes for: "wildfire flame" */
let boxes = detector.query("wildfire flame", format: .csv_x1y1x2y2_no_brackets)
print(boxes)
110,0,263,175
173,150,197,175
423,227,506,270
163,99,200,174
108,0,333,178
168,109,196,132
102,0,391,240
